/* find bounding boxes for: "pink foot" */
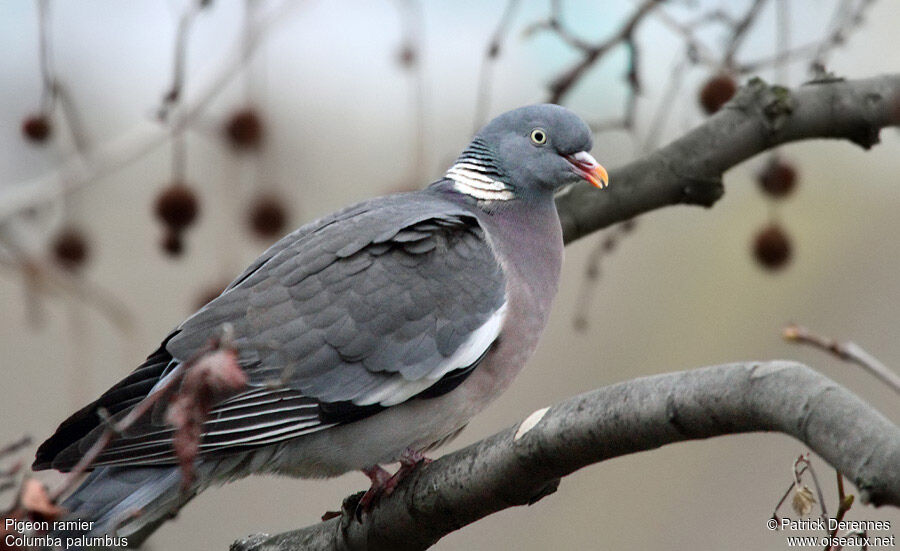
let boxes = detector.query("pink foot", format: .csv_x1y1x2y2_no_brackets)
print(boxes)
391,447,432,487
353,449,433,519
357,464,392,513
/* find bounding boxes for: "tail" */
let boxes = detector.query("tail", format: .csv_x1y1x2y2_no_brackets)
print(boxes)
56,466,195,548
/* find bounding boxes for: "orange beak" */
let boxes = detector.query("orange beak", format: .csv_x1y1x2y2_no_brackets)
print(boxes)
565,151,609,189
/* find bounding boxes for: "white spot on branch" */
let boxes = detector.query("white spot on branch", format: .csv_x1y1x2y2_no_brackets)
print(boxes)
514,407,549,441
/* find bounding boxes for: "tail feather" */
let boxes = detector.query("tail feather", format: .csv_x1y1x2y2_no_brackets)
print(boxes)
52,448,277,548
57,466,193,548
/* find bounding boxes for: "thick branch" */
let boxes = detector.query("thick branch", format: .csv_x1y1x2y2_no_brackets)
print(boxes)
557,73,900,244
231,362,900,551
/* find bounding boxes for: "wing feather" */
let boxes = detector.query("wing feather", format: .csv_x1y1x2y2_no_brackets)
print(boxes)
36,192,507,471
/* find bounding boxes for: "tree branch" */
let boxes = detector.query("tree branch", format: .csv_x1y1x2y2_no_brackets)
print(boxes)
229,73,900,551
231,361,900,551
556,73,900,244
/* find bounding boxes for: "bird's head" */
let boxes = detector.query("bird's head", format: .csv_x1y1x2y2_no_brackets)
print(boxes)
445,104,608,202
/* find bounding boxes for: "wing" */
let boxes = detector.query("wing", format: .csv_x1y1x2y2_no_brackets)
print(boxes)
35,192,508,471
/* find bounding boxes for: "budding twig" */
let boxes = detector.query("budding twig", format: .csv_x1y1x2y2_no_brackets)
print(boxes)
783,324,900,395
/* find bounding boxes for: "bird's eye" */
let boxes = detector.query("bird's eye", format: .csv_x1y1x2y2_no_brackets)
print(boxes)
530,128,547,145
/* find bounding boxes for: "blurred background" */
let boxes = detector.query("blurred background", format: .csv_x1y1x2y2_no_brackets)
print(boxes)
1,0,899,549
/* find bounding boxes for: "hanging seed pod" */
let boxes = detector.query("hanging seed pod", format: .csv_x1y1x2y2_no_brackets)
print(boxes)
758,157,798,198
753,224,792,270
155,182,200,232
247,194,289,239
51,227,89,271
161,230,185,257
22,114,52,143
397,44,417,68
699,74,737,115
224,108,264,150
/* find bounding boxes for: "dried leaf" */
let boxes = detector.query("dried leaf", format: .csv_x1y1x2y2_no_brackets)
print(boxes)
166,348,246,492
791,485,816,516
19,478,64,521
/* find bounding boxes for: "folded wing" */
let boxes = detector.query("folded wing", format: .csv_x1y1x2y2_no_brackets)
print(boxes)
35,193,507,471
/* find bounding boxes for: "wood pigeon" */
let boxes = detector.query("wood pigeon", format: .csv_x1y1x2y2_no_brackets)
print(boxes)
32,104,608,543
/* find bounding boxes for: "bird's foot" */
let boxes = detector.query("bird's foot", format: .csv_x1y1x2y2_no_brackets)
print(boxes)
394,447,432,482
400,447,433,467
353,450,433,520
354,465,393,520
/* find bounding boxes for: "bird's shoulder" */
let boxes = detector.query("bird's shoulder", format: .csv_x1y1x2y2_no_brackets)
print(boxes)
167,187,508,383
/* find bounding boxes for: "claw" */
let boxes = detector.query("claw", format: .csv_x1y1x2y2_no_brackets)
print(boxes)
399,447,433,468
353,449,433,520
356,465,392,519
392,448,432,484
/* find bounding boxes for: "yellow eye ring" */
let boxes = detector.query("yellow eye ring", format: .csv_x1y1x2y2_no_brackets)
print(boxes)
530,128,547,145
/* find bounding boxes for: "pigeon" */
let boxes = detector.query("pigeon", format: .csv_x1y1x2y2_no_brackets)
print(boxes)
32,103,608,544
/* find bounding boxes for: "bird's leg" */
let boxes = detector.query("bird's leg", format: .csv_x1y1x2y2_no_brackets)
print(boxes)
350,451,433,520
377,447,433,496
391,447,432,486
354,464,393,516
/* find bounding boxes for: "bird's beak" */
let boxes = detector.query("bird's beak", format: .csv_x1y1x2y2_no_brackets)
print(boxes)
565,151,608,189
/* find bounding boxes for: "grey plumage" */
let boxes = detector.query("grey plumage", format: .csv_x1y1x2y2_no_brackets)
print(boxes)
33,104,607,545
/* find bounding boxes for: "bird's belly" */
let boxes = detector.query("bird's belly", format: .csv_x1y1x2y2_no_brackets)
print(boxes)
269,387,487,477
269,277,552,478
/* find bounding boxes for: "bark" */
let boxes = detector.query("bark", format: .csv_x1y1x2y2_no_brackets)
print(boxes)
231,362,900,551
557,74,900,243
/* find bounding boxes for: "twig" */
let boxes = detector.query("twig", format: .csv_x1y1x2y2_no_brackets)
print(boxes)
739,0,876,74
0,437,32,461
0,230,133,331
392,0,428,183
651,8,719,67
796,453,829,519
36,0,54,111
158,0,209,120
783,324,900,395
829,473,855,540
545,0,664,104
0,0,300,226
472,0,520,132
723,0,768,69
47,332,233,502
772,462,810,524
571,220,636,330
640,57,685,150
556,74,900,244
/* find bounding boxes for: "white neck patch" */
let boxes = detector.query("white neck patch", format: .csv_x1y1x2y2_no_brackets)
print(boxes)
445,162,515,201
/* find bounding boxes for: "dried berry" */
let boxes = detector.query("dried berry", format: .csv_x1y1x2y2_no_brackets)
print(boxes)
162,230,185,256
22,115,52,143
224,108,264,150
51,227,89,270
397,44,417,67
155,183,199,231
247,194,288,238
699,74,737,115
758,158,798,198
753,224,792,270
